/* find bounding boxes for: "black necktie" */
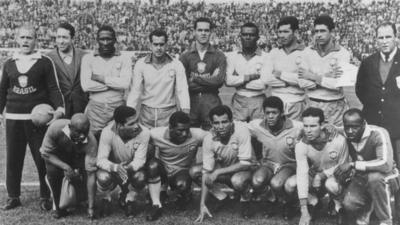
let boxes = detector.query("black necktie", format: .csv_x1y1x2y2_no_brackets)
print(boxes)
385,54,389,62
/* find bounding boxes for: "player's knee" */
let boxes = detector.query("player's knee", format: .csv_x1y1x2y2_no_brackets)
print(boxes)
189,165,202,181
324,177,342,196
175,177,191,193
231,173,250,191
284,175,297,194
270,176,285,192
252,173,267,190
146,159,161,179
130,170,147,190
96,170,115,191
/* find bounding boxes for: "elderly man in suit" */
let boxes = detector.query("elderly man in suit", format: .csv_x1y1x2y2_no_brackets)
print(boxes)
356,21,400,223
47,22,87,119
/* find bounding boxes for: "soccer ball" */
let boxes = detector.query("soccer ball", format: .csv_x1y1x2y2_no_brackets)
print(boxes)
31,104,54,127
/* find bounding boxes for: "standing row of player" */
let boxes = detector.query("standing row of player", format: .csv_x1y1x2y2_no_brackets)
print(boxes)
0,13,400,225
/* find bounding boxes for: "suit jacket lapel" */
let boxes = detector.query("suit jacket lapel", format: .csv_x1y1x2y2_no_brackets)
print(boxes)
372,53,383,84
73,48,83,83
385,48,400,85
49,49,73,83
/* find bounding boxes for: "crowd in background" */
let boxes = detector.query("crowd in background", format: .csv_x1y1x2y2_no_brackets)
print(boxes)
0,0,398,62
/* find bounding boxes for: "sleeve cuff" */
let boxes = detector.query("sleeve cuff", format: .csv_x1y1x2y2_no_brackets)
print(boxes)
239,160,252,165
104,76,109,85
202,168,212,174
111,163,118,172
355,161,367,171
56,107,65,115
321,170,330,178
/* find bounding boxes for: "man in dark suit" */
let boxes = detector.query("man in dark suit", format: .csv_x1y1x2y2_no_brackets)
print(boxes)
47,22,88,119
356,21,400,223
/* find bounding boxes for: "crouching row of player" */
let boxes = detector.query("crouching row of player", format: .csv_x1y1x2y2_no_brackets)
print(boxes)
39,96,400,225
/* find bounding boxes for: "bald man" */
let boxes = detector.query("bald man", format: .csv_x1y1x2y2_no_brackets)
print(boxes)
40,114,97,219
0,24,64,211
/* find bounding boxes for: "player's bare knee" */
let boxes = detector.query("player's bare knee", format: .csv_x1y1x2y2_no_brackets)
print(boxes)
189,164,202,183
96,170,115,191
284,175,297,193
324,177,342,196
231,173,249,191
176,178,191,192
270,176,285,192
252,173,267,190
146,159,161,179
130,170,147,190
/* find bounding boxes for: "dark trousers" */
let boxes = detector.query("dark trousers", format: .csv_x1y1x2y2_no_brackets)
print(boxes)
189,93,222,130
45,162,86,210
391,138,400,221
6,119,50,199
342,172,400,224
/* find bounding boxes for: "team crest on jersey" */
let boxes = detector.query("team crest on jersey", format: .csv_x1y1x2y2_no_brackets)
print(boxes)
329,151,338,160
188,144,197,152
168,69,176,78
231,142,239,151
18,75,28,88
132,142,140,150
286,136,295,149
197,62,206,74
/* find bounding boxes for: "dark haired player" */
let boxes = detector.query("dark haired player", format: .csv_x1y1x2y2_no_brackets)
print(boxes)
47,22,88,118
127,29,189,129
179,17,227,130
81,25,132,139
145,111,206,221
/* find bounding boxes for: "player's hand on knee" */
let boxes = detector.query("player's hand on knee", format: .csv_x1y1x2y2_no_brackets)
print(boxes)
64,166,79,180
195,204,212,223
312,172,326,190
113,163,128,184
334,163,352,177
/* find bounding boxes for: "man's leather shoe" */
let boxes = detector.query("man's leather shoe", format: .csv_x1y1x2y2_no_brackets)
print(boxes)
52,209,68,219
3,198,21,210
40,198,52,211
146,205,162,221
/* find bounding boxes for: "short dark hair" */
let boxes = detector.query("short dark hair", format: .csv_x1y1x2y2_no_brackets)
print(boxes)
169,111,190,128
262,96,284,113
241,22,259,36
58,22,75,38
343,108,365,122
209,105,233,122
97,25,116,40
113,106,136,124
149,29,168,43
194,17,213,30
277,16,299,31
376,21,397,36
314,15,335,31
301,107,325,124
